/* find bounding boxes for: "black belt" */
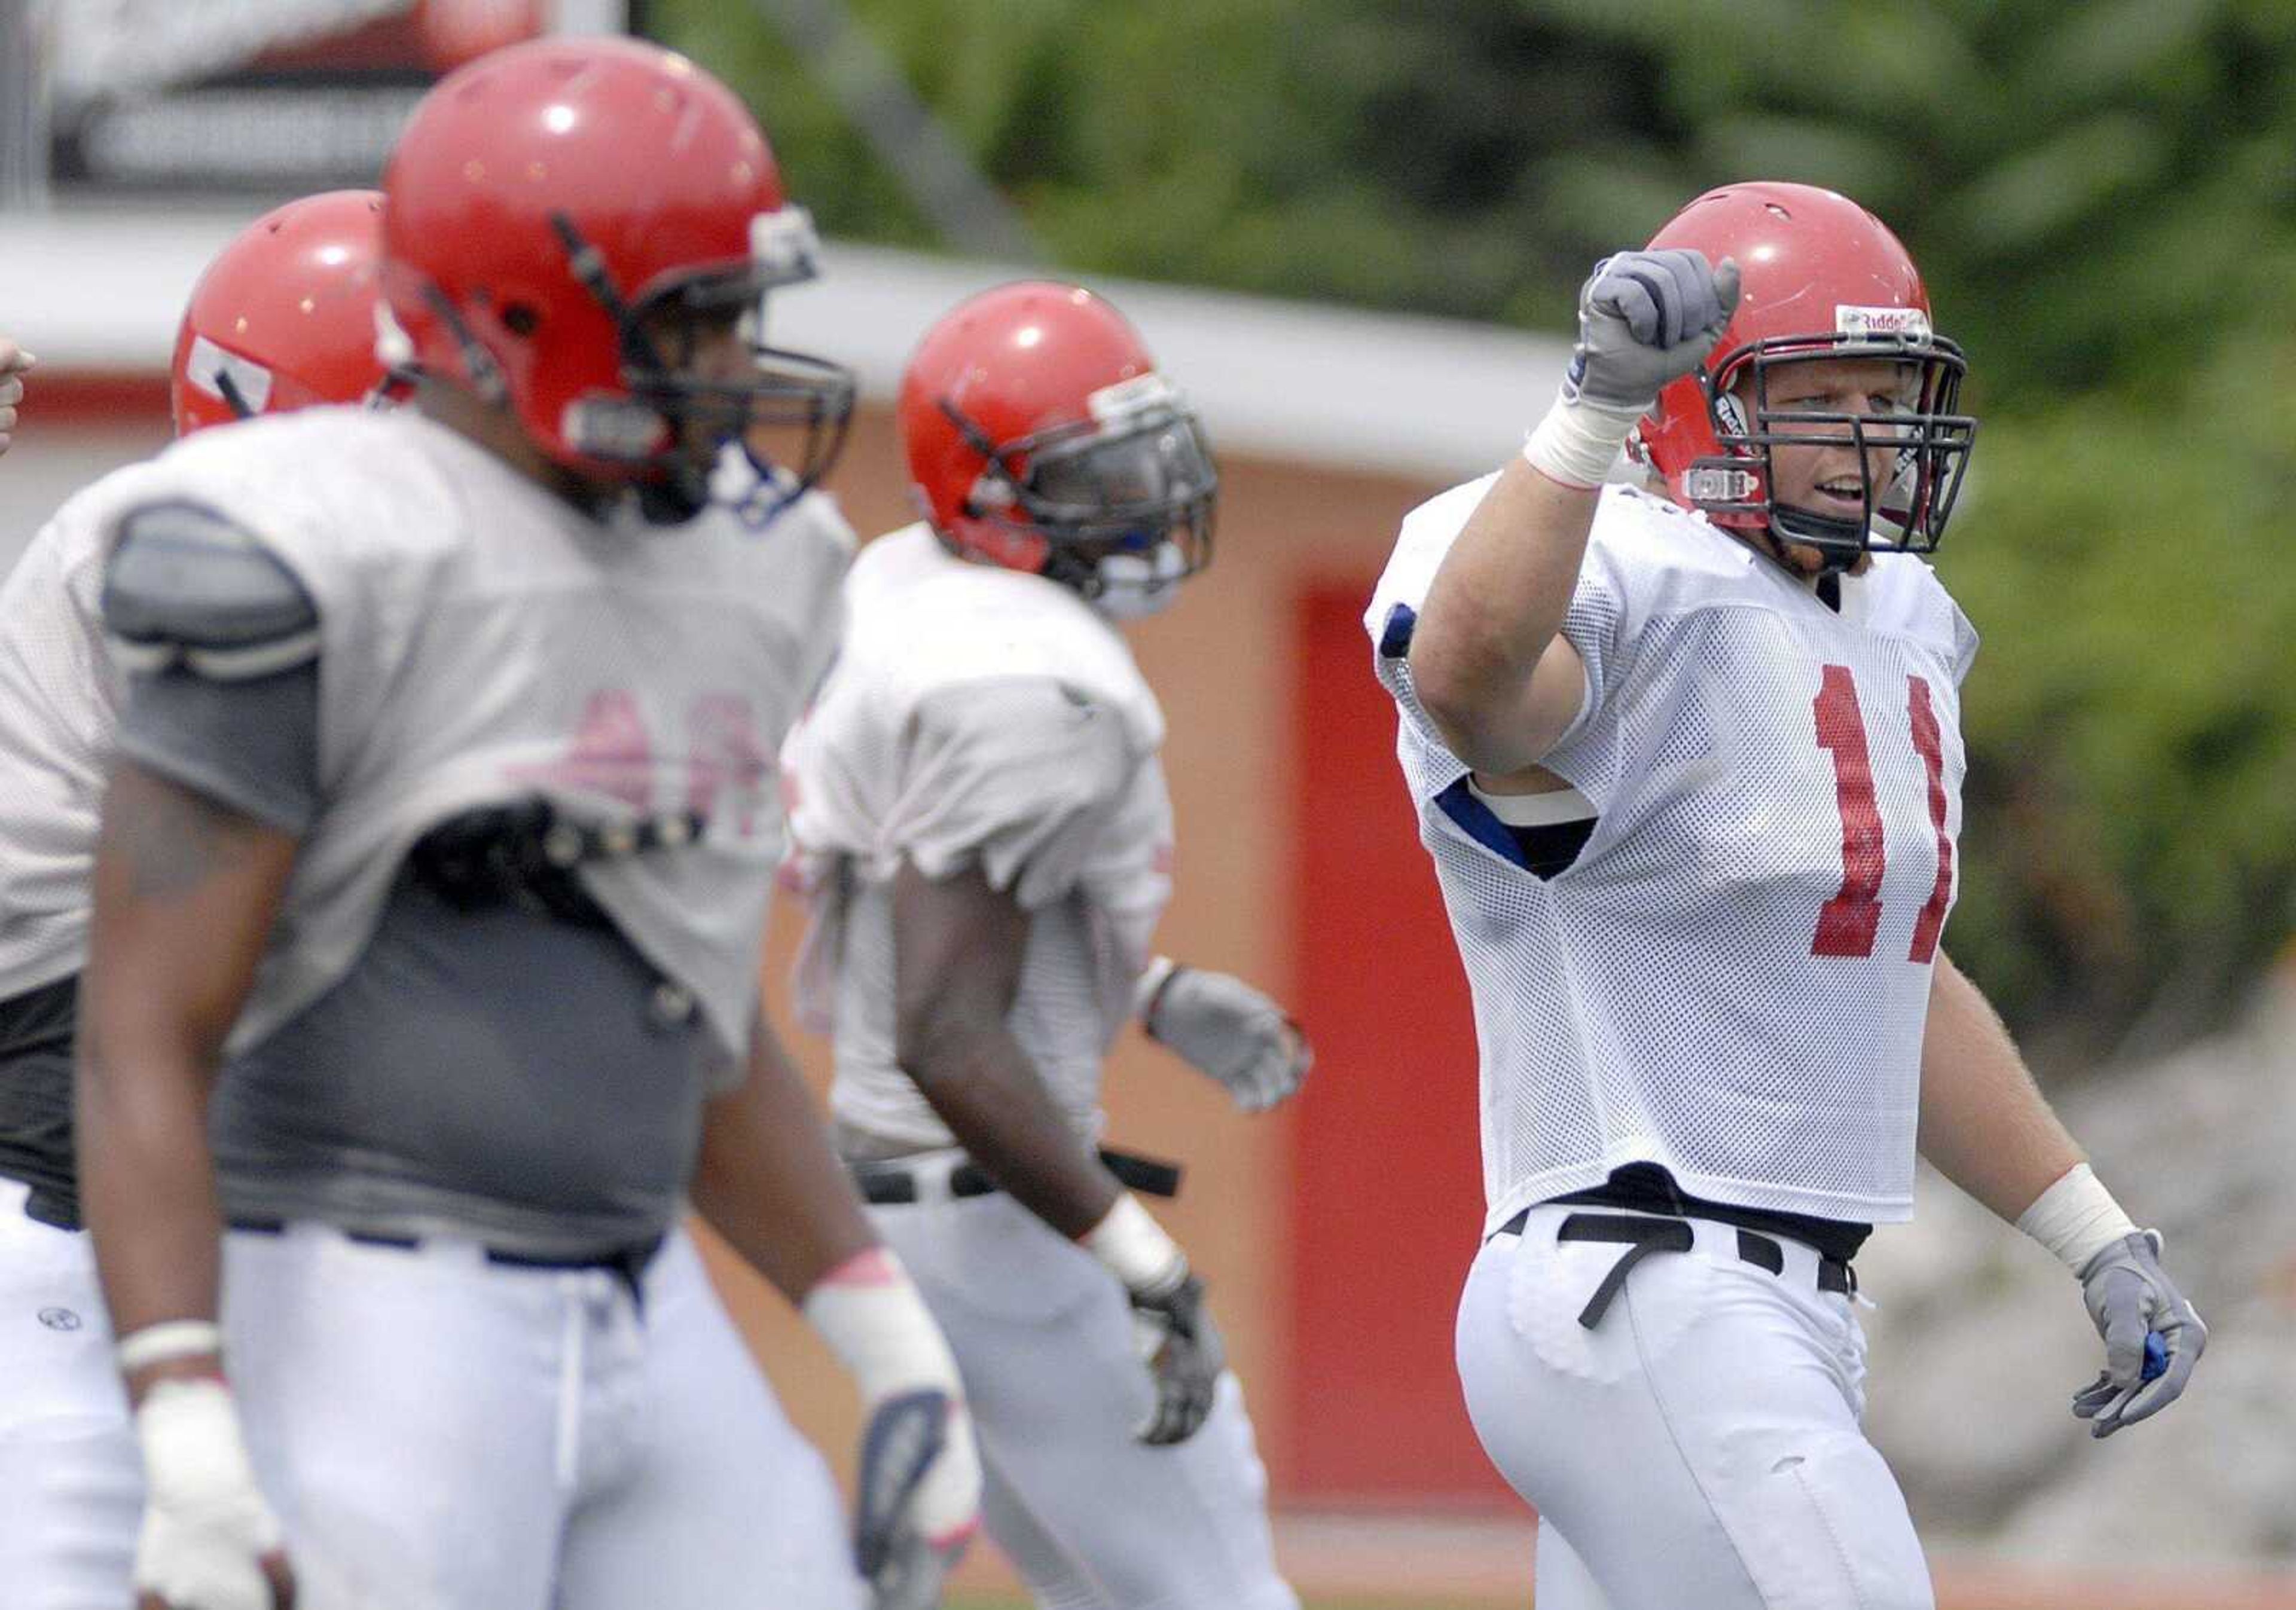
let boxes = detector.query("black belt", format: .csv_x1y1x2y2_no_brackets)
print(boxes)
230,1218,663,1309
1497,1208,1853,1329
853,1147,1181,1206
22,1186,81,1233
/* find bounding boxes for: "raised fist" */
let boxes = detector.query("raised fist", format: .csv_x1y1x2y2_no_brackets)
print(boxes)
1563,249,1741,413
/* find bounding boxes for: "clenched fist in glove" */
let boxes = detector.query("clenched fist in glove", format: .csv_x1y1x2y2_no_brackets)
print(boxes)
2073,1230,2206,1438
1084,1194,1228,1446
1136,956,1312,1114
1525,248,1742,489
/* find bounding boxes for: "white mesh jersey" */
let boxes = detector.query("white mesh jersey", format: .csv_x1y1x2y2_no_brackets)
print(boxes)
783,525,1173,1150
102,407,852,1068
1367,478,1979,1234
0,458,175,999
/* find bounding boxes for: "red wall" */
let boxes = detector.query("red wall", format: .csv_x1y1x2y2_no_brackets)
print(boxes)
1281,580,1514,1505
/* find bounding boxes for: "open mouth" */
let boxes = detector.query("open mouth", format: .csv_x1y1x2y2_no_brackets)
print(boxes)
1811,475,1867,511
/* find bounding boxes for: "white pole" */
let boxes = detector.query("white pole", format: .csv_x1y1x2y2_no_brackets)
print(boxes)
0,0,51,210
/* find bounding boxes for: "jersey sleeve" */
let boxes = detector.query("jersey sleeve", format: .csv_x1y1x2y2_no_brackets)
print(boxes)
102,500,324,834
1949,597,1980,688
1365,482,1639,797
888,676,1139,911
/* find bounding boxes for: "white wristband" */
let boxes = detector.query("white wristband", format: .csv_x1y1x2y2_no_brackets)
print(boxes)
802,1247,963,1407
1081,1193,1186,1296
1522,392,1645,490
1132,955,1177,1027
2015,1163,2139,1276
117,1319,224,1376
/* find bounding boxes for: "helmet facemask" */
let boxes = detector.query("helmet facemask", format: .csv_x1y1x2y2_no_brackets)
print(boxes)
551,207,857,524
946,372,1219,615
1688,332,1975,572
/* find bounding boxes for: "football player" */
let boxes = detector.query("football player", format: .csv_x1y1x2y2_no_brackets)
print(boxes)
0,188,387,1609
1368,181,2205,1609
70,41,976,1610
783,280,1306,1609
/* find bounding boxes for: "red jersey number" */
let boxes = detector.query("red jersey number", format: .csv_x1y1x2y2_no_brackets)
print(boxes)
1810,665,1954,963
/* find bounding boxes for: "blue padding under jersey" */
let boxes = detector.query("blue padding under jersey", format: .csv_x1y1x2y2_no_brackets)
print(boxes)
1433,775,1531,869
1378,601,1417,660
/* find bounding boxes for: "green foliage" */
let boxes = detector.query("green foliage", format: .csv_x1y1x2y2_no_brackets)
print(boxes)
654,0,2296,1048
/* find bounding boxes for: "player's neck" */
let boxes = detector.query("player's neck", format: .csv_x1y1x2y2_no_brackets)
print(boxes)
413,381,615,519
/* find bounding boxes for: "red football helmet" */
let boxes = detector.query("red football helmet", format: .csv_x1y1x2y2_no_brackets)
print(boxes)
1634,181,1976,564
377,37,853,514
171,189,390,438
899,282,1216,612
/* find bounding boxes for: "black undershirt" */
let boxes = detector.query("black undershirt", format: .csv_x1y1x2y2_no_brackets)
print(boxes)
0,975,84,1229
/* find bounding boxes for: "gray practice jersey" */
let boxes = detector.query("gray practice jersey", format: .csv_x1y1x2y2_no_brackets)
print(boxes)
0,459,177,1223
103,408,851,1255
784,526,1173,1151
0,459,172,1000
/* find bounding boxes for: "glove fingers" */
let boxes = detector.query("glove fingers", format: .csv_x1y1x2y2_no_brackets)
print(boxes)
2102,1334,2202,1434
2070,1371,2120,1418
852,1389,949,1576
869,1532,948,1610
1137,1385,1186,1446
1595,267,1665,347
1708,258,1744,332
1654,250,1714,344
2099,1306,2147,1388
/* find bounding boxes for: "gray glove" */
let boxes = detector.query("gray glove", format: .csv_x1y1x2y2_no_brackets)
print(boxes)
2072,1230,2206,1438
1564,248,1742,411
1141,961,1312,1114
1128,1270,1226,1446
853,1388,967,1610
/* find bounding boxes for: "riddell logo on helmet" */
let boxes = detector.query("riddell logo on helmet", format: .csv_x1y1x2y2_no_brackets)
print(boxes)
563,397,671,460
1085,371,1178,425
1836,306,1932,343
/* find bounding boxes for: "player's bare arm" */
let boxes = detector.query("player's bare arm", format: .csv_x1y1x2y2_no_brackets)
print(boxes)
1410,466,1599,777
691,1007,879,1298
77,758,299,1610
893,858,1226,1446
1913,949,2083,1221
1410,249,1740,777
77,759,297,1373
1919,949,2206,1435
891,859,1123,1238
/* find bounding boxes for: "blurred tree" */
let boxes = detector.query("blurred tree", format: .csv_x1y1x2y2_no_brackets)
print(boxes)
657,0,2296,1056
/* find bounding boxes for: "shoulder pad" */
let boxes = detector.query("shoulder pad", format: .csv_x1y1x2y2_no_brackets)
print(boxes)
102,500,319,680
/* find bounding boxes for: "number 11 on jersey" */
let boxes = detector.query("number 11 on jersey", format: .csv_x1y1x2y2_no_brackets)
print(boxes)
1811,664,1954,963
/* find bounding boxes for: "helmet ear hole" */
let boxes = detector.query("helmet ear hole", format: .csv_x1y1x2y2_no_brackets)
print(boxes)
502,304,541,338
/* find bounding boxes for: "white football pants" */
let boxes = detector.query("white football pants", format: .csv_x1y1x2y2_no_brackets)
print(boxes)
218,1220,863,1610
0,1179,141,1610
1457,1203,1934,1610
867,1175,1296,1610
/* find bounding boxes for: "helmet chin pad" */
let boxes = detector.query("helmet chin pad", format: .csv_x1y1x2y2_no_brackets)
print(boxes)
1767,503,1870,573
